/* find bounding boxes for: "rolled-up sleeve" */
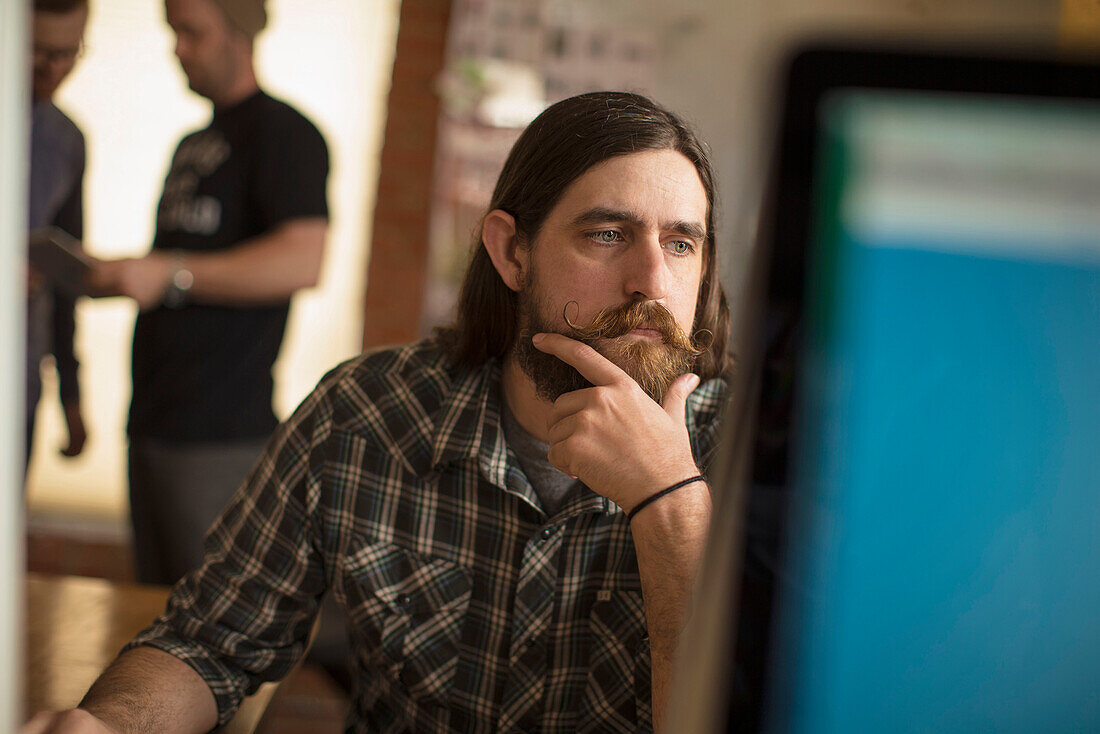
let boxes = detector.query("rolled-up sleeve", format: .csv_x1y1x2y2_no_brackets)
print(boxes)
123,368,339,725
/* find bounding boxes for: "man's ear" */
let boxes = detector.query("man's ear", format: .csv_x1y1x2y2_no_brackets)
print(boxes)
482,209,526,292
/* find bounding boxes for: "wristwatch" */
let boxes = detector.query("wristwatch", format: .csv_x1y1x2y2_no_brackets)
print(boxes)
162,252,194,309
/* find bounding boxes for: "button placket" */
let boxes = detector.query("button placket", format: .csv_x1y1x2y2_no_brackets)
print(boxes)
499,526,562,729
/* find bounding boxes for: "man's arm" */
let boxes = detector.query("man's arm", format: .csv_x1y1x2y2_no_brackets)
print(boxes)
629,482,711,732
23,348,341,734
532,332,712,732
21,647,217,734
87,217,327,310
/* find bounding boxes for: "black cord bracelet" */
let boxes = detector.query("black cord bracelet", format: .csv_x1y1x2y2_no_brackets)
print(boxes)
627,474,706,522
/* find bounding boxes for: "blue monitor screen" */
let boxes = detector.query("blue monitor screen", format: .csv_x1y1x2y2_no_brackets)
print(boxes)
764,91,1100,734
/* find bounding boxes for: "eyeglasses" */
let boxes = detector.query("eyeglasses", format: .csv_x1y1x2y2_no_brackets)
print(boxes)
33,41,85,65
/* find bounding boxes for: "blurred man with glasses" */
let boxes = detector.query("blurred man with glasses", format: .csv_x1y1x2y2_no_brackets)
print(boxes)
26,0,90,472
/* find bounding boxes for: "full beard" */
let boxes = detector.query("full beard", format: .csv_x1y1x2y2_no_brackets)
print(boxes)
513,295,704,404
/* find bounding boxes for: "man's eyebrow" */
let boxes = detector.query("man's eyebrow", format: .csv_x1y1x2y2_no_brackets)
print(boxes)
665,219,708,242
570,207,707,241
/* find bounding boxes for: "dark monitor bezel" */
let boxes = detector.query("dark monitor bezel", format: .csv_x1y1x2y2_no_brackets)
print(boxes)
708,44,1100,734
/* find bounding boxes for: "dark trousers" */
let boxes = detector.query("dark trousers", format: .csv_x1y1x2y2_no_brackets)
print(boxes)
128,436,268,585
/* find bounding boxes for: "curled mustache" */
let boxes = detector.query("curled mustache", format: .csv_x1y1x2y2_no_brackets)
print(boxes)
561,300,712,356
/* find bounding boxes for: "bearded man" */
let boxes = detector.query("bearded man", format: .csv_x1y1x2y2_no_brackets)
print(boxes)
24,91,733,734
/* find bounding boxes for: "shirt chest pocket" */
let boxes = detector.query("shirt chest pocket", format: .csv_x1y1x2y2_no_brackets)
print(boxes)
340,542,471,705
579,589,653,733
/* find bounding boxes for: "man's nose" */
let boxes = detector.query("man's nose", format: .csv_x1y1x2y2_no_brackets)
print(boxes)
624,237,668,302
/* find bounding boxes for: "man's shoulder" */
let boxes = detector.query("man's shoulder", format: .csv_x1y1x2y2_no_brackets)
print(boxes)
688,371,730,425
34,102,85,153
251,91,325,139
176,124,213,147
344,339,454,387
686,369,732,470
314,338,467,433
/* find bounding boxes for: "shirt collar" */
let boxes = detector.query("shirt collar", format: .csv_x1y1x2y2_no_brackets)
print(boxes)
428,358,619,517
429,357,505,477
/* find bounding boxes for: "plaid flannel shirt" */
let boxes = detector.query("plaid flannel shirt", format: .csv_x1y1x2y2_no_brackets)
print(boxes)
126,338,729,733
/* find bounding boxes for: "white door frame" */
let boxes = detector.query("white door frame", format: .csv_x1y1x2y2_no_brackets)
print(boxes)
0,0,29,727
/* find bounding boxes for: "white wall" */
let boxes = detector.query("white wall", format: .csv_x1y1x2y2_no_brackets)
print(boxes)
25,0,400,522
644,0,1060,337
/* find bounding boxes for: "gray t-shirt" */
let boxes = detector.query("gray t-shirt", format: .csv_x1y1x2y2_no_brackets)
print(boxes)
501,400,578,517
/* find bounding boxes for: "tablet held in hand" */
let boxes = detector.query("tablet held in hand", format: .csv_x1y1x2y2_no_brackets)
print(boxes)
28,226,91,298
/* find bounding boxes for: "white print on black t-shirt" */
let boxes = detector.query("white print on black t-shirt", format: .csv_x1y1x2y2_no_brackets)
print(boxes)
170,130,230,175
158,130,230,235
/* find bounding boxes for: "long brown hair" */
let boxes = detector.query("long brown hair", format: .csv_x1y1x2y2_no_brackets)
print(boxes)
440,91,731,380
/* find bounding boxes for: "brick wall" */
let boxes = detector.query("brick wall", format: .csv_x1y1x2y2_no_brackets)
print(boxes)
362,0,453,349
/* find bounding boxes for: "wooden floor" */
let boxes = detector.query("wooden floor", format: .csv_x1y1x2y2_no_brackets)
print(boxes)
26,526,349,733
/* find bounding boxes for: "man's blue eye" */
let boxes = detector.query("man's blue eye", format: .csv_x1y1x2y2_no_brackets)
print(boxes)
593,231,620,243
669,241,691,255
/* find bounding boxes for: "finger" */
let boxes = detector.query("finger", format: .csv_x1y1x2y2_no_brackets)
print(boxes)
545,410,589,481
20,711,54,734
545,410,582,446
546,436,582,479
85,261,119,290
547,385,602,421
660,372,700,423
531,332,627,387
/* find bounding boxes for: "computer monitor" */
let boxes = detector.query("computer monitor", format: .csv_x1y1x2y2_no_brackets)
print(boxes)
673,45,1100,734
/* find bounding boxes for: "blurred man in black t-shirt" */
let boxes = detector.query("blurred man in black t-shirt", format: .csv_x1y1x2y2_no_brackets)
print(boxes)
90,0,329,586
